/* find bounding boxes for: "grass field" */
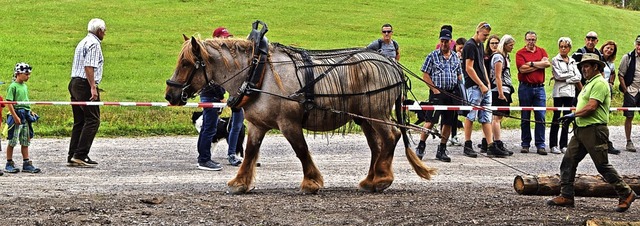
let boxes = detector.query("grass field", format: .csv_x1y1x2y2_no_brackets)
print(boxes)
0,0,639,136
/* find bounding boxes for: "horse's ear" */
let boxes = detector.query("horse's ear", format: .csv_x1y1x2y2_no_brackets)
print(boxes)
182,34,189,42
190,37,201,56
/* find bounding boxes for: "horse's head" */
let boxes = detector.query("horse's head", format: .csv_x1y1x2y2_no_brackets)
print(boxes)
165,36,254,106
165,36,211,105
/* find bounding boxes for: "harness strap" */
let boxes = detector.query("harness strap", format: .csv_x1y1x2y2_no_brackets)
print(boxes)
227,21,270,108
300,51,316,125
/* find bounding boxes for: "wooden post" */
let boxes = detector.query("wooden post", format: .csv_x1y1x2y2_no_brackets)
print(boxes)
514,174,640,197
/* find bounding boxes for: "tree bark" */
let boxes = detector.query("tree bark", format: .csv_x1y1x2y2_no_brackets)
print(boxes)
514,174,640,197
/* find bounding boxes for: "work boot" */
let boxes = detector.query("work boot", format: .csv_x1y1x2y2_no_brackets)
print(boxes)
546,196,575,207
494,140,513,156
435,144,451,162
463,140,478,158
486,143,508,158
480,138,488,153
616,191,638,212
416,141,426,160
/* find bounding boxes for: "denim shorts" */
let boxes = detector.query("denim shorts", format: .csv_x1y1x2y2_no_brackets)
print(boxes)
466,86,492,123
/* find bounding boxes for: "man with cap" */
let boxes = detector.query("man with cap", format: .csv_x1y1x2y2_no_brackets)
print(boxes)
213,27,233,38
415,28,463,162
547,53,637,212
571,32,621,155
194,26,244,171
618,35,640,152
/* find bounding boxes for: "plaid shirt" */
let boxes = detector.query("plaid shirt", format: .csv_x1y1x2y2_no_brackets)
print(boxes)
420,49,461,90
71,33,104,84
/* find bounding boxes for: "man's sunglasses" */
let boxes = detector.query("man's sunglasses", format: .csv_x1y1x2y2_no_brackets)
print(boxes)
382,30,393,34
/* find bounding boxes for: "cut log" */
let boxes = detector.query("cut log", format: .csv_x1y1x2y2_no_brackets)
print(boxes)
514,174,640,197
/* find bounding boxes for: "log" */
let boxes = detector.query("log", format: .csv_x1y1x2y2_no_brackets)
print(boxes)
514,174,640,197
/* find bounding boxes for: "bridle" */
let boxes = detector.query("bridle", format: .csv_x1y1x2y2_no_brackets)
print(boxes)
165,48,212,103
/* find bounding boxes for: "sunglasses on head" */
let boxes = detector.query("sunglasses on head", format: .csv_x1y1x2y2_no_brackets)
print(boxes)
382,30,393,34
482,23,491,29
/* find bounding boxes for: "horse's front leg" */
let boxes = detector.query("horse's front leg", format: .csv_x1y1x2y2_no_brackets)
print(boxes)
227,122,266,194
281,124,324,194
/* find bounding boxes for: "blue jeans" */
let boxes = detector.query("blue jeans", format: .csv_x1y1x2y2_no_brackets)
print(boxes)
518,84,546,149
465,86,492,123
197,95,220,163
227,108,245,156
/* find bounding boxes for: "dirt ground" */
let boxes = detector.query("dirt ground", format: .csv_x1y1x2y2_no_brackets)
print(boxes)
1,126,640,225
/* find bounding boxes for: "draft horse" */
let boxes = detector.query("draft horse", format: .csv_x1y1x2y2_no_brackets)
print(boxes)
165,28,435,194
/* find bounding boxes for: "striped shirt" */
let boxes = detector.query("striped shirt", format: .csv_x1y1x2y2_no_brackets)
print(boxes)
71,33,103,84
421,49,461,90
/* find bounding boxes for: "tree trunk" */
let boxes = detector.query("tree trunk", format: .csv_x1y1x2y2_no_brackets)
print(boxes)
514,174,640,197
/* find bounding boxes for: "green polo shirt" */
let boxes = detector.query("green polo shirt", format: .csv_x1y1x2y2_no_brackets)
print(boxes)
575,74,609,127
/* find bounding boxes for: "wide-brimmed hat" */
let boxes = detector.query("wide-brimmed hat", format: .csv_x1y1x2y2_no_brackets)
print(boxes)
577,53,604,71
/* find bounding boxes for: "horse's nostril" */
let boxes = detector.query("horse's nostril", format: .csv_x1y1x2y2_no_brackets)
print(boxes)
165,94,172,102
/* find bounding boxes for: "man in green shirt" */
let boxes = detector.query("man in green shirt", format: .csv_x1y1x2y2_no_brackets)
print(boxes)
546,53,636,212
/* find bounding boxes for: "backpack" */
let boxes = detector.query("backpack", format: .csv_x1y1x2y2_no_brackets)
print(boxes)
377,39,399,52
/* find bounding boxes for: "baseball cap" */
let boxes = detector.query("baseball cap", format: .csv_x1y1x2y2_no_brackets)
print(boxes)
439,29,452,40
213,27,232,38
636,35,640,44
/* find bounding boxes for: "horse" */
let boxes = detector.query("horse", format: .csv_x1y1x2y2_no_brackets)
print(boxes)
165,35,436,194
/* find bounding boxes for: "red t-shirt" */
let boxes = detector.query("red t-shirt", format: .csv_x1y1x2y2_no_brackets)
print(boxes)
515,46,548,84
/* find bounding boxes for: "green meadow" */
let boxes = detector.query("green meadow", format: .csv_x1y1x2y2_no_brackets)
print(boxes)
0,0,639,136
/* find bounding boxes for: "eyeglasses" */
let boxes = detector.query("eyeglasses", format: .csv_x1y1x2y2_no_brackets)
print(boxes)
382,30,393,34
490,42,499,45
526,38,537,42
586,36,598,41
559,45,571,49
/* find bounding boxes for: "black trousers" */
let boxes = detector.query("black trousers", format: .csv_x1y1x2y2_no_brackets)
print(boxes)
68,78,100,159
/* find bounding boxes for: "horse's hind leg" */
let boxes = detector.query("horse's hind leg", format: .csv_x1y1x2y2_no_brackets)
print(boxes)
369,121,401,192
281,125,323,194
228,122,266,194
358,121,383,192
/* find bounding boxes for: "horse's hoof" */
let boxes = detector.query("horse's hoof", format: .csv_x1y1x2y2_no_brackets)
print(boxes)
300,179,322,194
228,185,249,194
358,180,376,193
374,182,392,192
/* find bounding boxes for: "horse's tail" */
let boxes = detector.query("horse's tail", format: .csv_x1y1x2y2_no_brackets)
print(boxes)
395,91,437,180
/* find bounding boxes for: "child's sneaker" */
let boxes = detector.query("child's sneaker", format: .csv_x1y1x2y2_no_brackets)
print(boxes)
5,161,20,173
22,160,41,173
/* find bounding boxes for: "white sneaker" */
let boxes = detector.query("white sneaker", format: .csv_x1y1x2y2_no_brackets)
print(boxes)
561,147,567,154
448,135,462,146
550,146,561,154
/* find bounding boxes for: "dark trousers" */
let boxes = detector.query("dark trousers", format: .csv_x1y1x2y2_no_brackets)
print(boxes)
68,78,101,159
560,125,631,198
549,97,573,149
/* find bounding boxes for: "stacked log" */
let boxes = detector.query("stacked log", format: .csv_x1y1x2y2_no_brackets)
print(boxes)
514,174,640,197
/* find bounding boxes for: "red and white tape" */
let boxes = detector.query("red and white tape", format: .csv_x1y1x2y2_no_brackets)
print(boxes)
1,101,640,111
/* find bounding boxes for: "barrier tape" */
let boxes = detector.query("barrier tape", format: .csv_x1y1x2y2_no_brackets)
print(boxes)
1,101,640,111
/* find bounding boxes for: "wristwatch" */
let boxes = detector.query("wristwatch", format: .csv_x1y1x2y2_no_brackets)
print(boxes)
529,61,534,67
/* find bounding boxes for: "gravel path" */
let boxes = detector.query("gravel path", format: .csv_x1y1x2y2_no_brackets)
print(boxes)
1,126,639,225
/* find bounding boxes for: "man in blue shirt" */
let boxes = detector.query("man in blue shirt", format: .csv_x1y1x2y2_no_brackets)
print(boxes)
415,29,460,162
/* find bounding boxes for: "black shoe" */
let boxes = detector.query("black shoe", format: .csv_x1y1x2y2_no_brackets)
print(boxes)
71,157,98,167
416,142,426,160
435,144,451,162
480,138,488,153
494,140,513,156
608,147,621,155
463,141,478,158
487,143,509,158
